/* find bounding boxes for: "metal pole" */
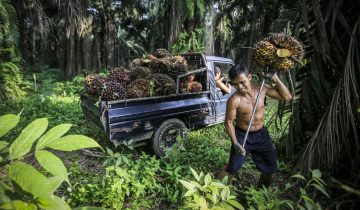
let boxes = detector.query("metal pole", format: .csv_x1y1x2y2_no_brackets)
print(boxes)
242,79,266,148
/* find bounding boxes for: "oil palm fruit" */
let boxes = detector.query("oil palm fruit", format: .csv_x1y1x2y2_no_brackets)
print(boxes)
188,82,202,93
85,74,106,98
129,66,152,81
254,33,304,71
150,73,175,96
153,48,172,59
127,79,152,98
101,79,127,101
110,66,130,85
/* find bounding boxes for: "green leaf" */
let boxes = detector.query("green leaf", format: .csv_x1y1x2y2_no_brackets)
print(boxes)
190,167,200,182
179,180,195,191
204,174,211,186
0,114,20,138
35,150,69,183
291,174,306,181
311,169,322,178
106,147,113,155
0,141,8,151
300,187,306,195
36,124,72,150
9,118,48,160
9,161,53,198
311,183,330,198
47,135,102,151
48,176,65,193
210,182,226,188
37,196,71,210
220,202,234,210
183,190,195,197
0,200,37,210
73,207,107,210
227,200,244,210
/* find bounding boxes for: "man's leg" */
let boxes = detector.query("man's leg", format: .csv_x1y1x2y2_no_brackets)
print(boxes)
216,165,234,185
257,172,273,188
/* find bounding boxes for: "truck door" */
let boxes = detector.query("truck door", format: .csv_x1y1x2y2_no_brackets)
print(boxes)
210,62,235,123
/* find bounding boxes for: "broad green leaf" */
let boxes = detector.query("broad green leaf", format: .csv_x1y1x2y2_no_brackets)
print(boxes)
37,196,71,210
290,174,306,181
220,187,229,201
9,118,48,160
210,182,226,188
183,190,195,197
179,180,195,191
106,147,113,155
49,176,65,193
221,176,228,185
311,169,322,178
47,135,102,151
190,167,200,182
9,161,52,198
35,150,69,183
276,48,292,58
300,187,306,195
36,124,72,150
73,207,107,210
227,200,244,210
311,183,330,198
220,202,235,210
204,174,211,186
0,200,36,210
0,114,20,138
0,141,8,151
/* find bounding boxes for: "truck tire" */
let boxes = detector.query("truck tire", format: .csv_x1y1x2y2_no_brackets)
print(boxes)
152,118,187,157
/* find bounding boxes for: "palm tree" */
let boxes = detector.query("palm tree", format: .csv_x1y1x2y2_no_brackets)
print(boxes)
285,0,360,182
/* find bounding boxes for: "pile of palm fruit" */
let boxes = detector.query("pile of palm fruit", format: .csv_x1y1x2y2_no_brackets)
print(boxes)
254,33,304,71
84,48,201,101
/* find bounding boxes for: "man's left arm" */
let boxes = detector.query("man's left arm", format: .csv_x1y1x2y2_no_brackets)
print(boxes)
264,73,292,101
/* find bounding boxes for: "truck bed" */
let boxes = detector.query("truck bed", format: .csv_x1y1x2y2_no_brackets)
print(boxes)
80,91,211,145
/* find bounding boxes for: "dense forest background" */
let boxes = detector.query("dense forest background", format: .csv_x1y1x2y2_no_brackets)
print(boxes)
1,0,360,209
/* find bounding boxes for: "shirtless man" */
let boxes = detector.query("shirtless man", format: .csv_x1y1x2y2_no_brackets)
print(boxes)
220,64,292,187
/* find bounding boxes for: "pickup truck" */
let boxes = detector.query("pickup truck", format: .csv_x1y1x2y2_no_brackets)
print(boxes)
80,53,235,157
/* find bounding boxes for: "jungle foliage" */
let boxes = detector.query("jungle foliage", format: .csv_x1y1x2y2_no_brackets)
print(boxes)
0,0,360,209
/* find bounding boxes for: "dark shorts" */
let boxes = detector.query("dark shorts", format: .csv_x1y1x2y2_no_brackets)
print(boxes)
226,126,278,175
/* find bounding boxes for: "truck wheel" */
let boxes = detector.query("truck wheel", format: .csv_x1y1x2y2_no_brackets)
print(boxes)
152,118,187,157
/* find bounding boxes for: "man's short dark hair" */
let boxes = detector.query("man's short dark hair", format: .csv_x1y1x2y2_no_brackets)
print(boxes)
228,64,249,80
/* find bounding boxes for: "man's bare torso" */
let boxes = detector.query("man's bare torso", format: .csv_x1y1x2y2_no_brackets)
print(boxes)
232,85,266,131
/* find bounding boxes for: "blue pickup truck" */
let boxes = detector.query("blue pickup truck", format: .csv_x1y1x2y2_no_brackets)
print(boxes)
80,53,234,156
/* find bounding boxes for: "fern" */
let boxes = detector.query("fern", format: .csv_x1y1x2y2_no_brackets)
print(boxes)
0,62,25,100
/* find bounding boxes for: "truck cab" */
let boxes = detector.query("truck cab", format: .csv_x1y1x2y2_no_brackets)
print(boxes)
80,53,234,156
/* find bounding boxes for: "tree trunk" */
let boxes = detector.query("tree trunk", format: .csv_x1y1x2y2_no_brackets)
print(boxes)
165,0,182,50
65,30,76,79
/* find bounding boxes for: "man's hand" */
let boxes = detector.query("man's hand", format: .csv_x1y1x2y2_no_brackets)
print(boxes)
258,70,277,81
234,142,246,156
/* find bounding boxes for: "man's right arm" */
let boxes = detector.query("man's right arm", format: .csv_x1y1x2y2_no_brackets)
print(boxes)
225,97,246,155
225,96,238,145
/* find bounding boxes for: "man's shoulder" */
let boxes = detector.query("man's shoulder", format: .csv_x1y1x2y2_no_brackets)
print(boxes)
228,92,241,104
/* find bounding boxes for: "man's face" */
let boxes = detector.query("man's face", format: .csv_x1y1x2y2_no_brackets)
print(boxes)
230,73,252,94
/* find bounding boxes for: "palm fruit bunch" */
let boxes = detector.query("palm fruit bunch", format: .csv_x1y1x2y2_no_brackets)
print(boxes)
127,79,152,98
84,74,106,98
150,73,175,96
148,57,172,74
110,66,130,85
129,66,152,81
254,33,304,71
153,48,172,59
254,41,277,67
101,79,127,101
188,82,202,93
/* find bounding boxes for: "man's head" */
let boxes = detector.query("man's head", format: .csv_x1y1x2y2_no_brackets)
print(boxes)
228,64,252,94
